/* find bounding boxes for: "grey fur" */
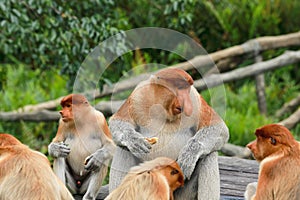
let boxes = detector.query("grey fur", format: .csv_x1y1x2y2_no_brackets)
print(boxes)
177,122,229,180
109,119,229,200
48,142,70,158
110,120,152,158
244,182,257,200
85,148,113,171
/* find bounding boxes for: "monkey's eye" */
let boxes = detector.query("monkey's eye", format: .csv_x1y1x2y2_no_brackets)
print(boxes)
270,137,276,145
171,169,179,175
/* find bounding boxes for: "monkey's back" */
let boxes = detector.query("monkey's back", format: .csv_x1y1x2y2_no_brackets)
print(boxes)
0,148,73,200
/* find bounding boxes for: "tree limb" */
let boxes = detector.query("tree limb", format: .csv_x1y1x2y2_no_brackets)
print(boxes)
276,94,300,117
278,108,300,130
11,32,300,113
194,50,300,91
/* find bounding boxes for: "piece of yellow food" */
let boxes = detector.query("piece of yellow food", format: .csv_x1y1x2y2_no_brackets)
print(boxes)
145,137,158,145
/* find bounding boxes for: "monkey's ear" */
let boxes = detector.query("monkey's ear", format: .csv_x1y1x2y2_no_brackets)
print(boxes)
270,137,277,145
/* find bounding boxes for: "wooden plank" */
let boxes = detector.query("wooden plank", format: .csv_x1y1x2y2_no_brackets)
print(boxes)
219,156,259,198
75,156,260,199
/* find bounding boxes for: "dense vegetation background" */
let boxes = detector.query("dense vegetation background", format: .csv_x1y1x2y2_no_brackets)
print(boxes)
0,0,299,154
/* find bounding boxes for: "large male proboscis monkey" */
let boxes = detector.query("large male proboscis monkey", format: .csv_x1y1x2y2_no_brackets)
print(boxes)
48,94,115,200
244,124,300,200
0,133,74,200
108,67,229,199
105,157,184,200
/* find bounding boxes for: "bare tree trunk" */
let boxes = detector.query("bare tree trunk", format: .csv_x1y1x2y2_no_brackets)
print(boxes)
254,55,267,115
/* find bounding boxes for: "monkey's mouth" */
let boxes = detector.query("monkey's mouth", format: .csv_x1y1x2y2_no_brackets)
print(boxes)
61,116,69,122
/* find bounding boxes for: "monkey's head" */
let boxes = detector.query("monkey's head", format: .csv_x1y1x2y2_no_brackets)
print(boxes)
0,133,22,147
158,160,184,191
131,157,184,191
59,94,90,122
151,68,194,117
247,124,296,161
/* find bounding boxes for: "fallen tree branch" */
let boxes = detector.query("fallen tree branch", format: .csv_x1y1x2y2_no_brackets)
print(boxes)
278,108,300,130
94,100,125,116
11,32,300,113
220,143,252,159
173,31,300,72
2,51,300,122
194,50,300,91
276,94,300,117
13,97,63,113
0,110,60,122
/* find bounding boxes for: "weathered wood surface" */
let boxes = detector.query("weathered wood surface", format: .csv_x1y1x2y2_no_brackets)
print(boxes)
74,156,259,200
219,156,259,200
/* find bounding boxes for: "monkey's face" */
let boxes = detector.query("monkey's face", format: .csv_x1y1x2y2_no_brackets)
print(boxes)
159,86,192,119
159,164,184,191
59,103,74,122
59,94,90,123
247,129,286,162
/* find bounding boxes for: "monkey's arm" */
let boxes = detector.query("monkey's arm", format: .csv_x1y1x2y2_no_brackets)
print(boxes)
85,139,116,171
109,119,152,159
177,121,229,180
244,182,257,200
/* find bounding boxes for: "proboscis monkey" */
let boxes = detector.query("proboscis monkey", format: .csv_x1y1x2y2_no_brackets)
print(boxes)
245,124,300,200
105,157,184,200
0,133,74,200
48,94,115,200
108,67,229,199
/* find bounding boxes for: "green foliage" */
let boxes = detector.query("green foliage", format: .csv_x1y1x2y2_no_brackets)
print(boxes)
201,67,299,146
224,84,273,146
265,66,300,116
0,64,67,110
0,0,129,89
0,64,67,152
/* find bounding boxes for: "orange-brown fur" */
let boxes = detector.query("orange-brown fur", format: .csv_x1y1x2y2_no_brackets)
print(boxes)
105,157,184,200
50,94,115,198
113,68,221,129
108,67,229,199
0,133,74,200
246,124,300,200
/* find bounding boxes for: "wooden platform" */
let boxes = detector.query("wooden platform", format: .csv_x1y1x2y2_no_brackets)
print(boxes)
219,156,259,200
74,156,259,200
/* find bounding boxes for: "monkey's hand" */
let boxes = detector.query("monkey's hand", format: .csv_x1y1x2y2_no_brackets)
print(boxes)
109,120,152,158
48,142,70,158
244,182,257,200
120,133,152,158
84,149,111,171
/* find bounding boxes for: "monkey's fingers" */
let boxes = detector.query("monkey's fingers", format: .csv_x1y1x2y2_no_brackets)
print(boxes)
58,145,70,157
145,137,158,145
133,140,152,154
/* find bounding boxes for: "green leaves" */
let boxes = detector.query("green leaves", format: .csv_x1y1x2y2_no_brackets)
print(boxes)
0,0,127,88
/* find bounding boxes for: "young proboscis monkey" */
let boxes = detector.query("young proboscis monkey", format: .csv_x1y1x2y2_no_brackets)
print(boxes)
245,124,300,200
108,67,229,199
0,133,74,200
105,157,184,200
48,94,115,200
